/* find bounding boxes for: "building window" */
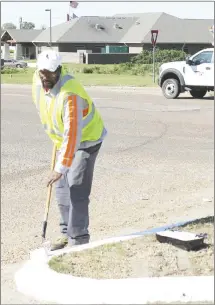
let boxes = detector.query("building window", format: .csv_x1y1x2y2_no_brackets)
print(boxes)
24,47,30,58
75,45,85,50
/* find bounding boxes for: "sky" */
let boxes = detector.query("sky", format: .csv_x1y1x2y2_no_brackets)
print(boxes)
1,1,214,30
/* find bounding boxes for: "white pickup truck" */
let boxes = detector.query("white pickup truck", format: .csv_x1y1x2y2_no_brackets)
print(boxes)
158,48,214,99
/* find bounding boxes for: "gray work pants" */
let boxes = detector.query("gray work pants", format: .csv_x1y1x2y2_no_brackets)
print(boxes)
55,143,101,246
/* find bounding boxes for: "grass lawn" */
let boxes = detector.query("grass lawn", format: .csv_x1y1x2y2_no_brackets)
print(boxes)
1,66,157,87
49,216,214,279
76,73,156,86
25,59,37,63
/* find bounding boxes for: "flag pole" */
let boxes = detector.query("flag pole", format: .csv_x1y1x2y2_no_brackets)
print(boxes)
70,2,72,20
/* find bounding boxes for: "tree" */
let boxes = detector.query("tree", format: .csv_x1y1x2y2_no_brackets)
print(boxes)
41,24,47,30
2,23,17,30
21,22,35,29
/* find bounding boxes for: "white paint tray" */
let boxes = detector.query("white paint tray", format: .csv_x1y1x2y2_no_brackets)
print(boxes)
156,230,207,251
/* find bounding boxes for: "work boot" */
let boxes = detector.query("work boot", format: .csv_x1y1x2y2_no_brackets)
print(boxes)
50,236,68,251
68,234,90,247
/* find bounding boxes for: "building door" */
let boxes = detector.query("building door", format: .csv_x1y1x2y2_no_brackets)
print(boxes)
24,47,30,58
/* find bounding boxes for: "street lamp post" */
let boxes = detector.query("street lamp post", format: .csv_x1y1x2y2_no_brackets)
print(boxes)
45,9,52,47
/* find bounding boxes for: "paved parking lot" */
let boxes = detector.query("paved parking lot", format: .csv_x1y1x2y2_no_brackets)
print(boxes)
1,84,214,303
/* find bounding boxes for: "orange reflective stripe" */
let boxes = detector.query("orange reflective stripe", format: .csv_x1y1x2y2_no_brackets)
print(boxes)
62,95,77,167
83,107,89,117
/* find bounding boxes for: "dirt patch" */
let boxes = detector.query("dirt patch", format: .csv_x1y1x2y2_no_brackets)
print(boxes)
49,217,214,279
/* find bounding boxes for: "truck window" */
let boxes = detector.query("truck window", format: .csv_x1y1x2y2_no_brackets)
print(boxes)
192,51,213,65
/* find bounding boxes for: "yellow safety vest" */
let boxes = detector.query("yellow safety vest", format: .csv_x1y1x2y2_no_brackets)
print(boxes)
32,69,104,149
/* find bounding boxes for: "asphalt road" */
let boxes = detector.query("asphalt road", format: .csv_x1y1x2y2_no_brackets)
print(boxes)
1,84,214,304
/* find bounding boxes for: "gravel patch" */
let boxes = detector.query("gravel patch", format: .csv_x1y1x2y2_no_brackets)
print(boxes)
49,217,214,279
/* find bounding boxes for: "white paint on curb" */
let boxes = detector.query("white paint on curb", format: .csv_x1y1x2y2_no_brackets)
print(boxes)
15,233,214,304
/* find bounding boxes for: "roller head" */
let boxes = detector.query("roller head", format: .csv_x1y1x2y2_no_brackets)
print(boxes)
30,248,49,263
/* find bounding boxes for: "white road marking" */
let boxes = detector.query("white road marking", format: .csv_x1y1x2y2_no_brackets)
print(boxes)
92,97,112,100
2,93,29,97
2,93,112,100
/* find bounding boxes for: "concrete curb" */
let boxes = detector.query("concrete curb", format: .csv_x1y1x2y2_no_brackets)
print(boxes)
14,216,214,304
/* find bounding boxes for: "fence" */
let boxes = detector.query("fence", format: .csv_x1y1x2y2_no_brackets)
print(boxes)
59,52,81,63
86,53,139,65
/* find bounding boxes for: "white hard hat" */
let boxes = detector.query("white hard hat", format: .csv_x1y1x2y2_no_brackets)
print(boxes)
37,49,62,72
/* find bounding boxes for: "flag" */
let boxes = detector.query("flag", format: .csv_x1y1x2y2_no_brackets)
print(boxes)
70,1,78,8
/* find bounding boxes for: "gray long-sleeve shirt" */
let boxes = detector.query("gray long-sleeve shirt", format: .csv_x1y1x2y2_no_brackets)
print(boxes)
44,82,107,175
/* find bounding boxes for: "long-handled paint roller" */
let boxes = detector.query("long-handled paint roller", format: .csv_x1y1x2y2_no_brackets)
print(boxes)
41,144,57,255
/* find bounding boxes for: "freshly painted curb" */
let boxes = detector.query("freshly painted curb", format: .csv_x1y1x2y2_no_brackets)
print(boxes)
15,216,214,304
15,257,214,305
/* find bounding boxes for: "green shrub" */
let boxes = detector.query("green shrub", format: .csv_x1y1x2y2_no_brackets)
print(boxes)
130,65,146,76
82,67,94,73
131,49,186,65
110,64,121,74
118,63,130,72
92,66,102,74
64,49,186,77
1,67,20,74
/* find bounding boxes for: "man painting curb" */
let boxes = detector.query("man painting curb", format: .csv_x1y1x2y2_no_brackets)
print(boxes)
32,50,107,251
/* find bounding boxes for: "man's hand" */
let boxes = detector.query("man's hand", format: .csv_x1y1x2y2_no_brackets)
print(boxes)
47,171,62,187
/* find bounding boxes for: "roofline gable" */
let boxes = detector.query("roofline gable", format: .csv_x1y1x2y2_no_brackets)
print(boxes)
1,30,17,42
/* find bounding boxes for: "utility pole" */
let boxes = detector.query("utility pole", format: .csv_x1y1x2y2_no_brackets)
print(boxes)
19,17,23,29
45,9,52,47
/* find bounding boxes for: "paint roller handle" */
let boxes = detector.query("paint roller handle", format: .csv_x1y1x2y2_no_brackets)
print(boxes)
41,145,57,240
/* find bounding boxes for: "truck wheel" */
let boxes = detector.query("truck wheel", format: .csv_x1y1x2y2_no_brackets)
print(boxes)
162,79,180,99
190,89,207,99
